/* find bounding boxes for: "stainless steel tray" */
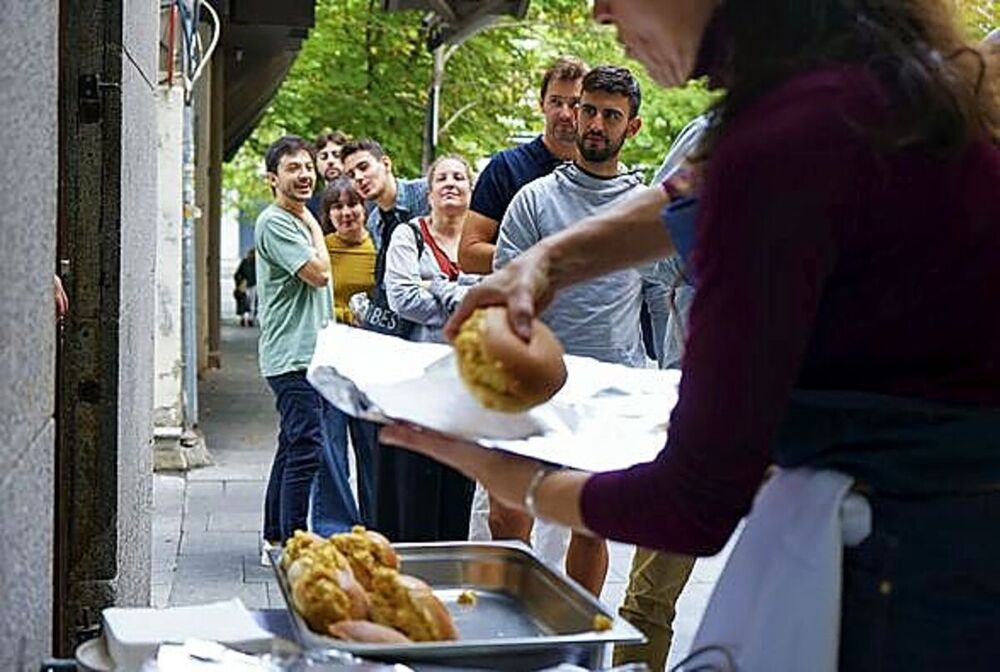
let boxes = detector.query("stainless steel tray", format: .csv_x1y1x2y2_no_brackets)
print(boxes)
269,541,644,669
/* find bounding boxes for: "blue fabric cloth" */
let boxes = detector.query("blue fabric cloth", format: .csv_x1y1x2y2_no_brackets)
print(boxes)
469,135,563,229
365,178,430,251
661,197,700,280
263,370,359,541
311,413,375,534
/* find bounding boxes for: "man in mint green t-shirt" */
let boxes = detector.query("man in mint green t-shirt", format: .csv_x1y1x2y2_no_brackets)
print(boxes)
255,135,360,547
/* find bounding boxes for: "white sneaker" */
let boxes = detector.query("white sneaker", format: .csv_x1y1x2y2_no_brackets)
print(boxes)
260,539,282,567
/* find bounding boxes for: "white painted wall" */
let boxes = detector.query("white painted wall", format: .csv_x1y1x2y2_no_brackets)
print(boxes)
221,200,241,319
154,85,184,428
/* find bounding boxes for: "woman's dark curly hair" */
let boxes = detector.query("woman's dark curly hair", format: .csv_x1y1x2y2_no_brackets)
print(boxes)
701,0,998,156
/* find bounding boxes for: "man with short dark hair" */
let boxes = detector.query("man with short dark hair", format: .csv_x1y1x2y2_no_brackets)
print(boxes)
307,130,350,221
341,139,429,250
495,65,668,596
256,135,360,553
458,56,587,274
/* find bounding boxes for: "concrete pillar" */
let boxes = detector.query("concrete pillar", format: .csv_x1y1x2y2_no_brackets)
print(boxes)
154,86,185,433
0,0,58,666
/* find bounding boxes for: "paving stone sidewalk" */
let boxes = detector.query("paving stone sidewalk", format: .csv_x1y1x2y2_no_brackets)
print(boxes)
151,322,729,668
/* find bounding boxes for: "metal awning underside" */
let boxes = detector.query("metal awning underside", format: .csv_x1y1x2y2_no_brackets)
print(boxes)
222,0,316,160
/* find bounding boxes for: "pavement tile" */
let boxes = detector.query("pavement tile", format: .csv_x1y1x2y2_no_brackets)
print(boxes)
265,582,287,609
242,555,278,584
153,474,185,512
207,511,263,532
223,480,267,498
187,485,265,516
181,511,210,533
184,480,223,504
173,550,244,583
179,530,260,556
169,580,269,609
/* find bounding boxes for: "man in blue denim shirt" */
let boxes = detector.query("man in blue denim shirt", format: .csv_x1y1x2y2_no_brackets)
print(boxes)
341,138,430,251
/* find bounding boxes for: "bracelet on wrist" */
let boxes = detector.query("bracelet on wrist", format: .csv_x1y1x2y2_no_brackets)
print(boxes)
524,466,554,519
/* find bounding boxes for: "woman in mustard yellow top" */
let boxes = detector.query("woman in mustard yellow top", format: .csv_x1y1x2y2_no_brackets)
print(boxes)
313,176,378,534
320,177,376,324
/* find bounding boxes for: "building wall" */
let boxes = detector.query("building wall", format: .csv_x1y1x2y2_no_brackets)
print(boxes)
0,0,59,668
116,0,157,607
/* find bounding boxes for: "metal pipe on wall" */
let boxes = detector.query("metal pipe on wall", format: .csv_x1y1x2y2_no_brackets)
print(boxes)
181,101,199,427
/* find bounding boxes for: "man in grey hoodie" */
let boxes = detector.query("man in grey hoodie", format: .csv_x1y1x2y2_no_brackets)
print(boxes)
495,65,669,595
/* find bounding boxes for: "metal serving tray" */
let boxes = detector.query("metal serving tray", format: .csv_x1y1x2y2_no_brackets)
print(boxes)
270,541,644,669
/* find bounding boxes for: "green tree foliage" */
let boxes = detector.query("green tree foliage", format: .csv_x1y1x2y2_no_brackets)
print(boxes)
224,0,716,213
957,0,998,37
225,0,997,215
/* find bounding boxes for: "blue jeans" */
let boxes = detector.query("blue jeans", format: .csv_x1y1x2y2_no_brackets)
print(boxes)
310,413,376,535
263,370,359,542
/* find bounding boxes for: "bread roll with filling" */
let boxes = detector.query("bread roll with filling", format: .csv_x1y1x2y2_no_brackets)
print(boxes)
291,563,370,633
453,307,567,413
331,525,400,591
328,619,413,644
368,569,458,641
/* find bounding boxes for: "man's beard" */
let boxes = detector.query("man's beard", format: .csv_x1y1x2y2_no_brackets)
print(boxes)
577,132,625,163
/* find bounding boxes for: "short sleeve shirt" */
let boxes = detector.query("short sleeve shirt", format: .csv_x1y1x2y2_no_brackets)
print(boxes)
469,135,562,237
254,204,333,377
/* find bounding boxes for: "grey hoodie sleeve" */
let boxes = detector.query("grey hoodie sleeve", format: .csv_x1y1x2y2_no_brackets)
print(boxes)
493,186,541,271
641,270,670,367
384,224,448,328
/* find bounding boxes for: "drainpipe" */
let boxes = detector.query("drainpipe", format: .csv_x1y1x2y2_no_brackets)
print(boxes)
181,100,199,428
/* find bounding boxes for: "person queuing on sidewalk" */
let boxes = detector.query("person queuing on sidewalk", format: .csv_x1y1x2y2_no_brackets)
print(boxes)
458,56,585,275
307,129,349,222
613,114,710,670
493,65,669,596
305,176,380,532
255,135,360,555
321,177,377,325
233,247,257,327
456,56,588,563
341,138,430,540
380,0,1000,668
379,155,480,542
342,138,429,251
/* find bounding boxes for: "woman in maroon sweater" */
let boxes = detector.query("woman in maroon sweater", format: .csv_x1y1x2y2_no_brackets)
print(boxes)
383,0,1000,667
